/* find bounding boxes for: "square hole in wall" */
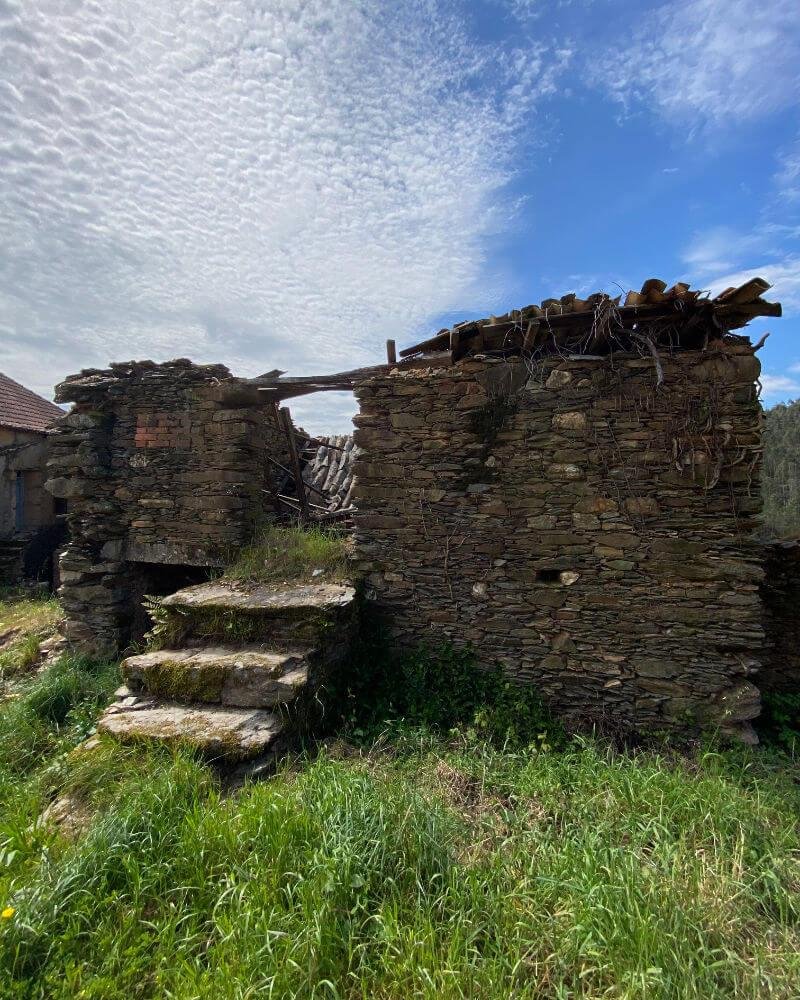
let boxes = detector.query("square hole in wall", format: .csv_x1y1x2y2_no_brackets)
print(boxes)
537,569,561,584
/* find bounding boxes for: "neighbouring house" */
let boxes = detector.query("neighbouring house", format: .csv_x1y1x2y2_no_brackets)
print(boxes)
0,373,66,585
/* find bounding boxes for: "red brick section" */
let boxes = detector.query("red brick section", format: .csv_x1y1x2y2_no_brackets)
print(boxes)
134,412,191,449
0,372,64,432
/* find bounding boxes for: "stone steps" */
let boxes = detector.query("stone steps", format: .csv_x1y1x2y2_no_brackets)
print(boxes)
121,645,312,708
98,690,286,761
95,580,357,767
160,579,356,644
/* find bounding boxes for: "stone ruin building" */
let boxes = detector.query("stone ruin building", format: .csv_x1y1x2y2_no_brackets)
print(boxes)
45,276,795,752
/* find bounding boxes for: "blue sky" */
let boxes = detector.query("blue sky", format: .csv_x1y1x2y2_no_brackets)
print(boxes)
1,0,798,432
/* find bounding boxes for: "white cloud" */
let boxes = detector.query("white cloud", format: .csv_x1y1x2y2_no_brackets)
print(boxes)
682,218,800,315
0,0,565,433
775,138,800,202
760,373,800,404
682,227,774,276
591,0,800,125
702,260,800,314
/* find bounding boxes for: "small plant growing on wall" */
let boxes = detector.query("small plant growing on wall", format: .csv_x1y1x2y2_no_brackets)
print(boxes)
225,523,351,584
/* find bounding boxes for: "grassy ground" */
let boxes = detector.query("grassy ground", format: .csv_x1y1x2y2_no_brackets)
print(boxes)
0,590,62,688
225,523,351,585
0,597,799,998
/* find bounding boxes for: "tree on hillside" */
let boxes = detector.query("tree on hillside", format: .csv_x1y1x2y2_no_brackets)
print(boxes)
761,399,800,539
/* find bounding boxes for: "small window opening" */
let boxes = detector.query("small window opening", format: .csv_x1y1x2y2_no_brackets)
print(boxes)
537,569,561,584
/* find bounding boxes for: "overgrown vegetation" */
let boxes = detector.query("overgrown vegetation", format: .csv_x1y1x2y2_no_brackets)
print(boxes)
762,399,800,538
333,637,566,750
758,691,800,754
1,599,800,996
1,703,799,996
225,522,350,584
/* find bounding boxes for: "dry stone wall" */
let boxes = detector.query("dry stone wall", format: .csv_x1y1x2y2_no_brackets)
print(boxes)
352,346,765,740
47,359,288,656
759,540,800,694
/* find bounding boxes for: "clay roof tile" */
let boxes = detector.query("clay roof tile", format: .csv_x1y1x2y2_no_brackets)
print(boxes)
0,373,64,433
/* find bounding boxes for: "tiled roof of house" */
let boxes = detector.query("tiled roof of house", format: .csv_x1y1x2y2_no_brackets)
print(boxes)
0,372,64,433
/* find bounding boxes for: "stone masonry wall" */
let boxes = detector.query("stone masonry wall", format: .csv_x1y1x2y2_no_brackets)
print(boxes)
47,359,288,656
352,346,765,740
760,540,800,694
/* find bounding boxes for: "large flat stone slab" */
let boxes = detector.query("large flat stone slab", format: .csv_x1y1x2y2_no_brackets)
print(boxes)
157,581,357,646
121,646,310,707
161,581,355,614
98,695,285,760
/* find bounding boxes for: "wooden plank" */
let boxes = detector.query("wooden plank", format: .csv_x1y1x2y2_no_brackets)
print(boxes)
277,494,330,513
522,319,540,351
248,362,392,389
386,339,397,364
316,506,356,521
266,455,328,499
279,407,309,523
398,330,450,358
450,323,481,362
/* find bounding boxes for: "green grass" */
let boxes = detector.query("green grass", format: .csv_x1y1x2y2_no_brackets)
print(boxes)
224,523,351,585
0,592,62,682
0,592,61,637
0,602,799,997
0,667,798,997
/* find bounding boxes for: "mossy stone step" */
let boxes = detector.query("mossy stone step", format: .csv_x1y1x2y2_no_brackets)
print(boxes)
158,581,356,646
121,646,310,708
98,694,285,761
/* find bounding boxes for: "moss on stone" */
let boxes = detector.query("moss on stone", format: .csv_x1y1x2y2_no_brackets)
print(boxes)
143,659,227,703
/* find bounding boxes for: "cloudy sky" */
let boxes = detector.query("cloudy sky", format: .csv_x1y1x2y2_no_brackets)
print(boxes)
1,0,799,432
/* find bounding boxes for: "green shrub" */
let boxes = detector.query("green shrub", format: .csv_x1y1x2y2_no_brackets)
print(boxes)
334,635,565,749
758,691,800,754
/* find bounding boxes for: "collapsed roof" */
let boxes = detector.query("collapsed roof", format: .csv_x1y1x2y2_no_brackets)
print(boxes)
398,276,781,363
251,277,781,401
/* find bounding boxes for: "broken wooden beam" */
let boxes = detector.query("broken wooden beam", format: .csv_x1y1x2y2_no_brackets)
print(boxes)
266,455,329,500
399,330,450,358
279,407,310,523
